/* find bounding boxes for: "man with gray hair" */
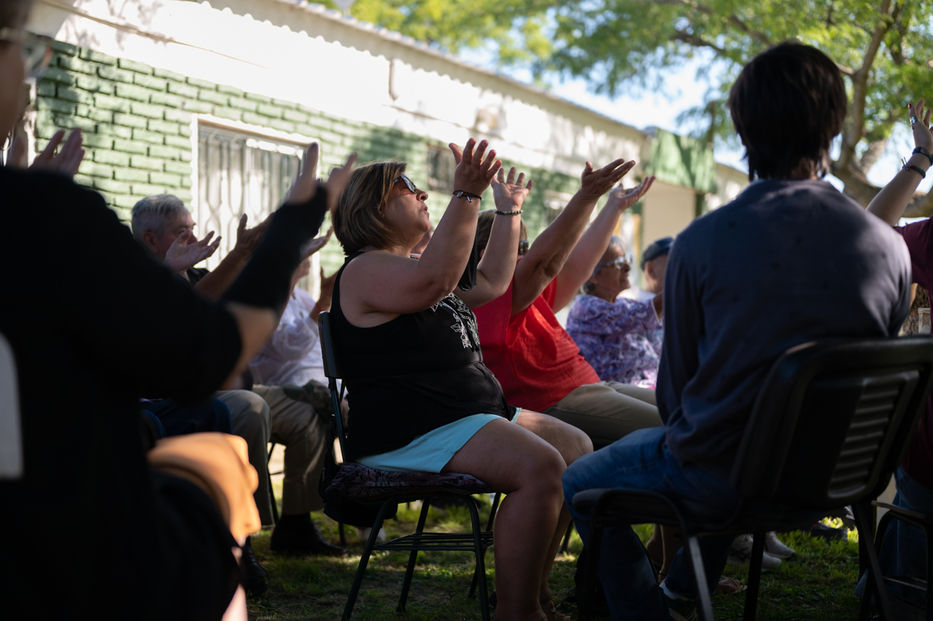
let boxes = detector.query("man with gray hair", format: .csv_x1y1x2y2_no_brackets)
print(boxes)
132,194,344,559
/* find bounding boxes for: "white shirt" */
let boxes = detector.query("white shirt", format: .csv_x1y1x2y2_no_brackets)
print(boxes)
248,288,326,387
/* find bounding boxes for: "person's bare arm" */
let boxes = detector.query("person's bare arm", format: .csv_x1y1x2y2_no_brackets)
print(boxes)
512,159,635,314
867,100,932,225
553,175,655,311
458,167,532,308
341,138,501,325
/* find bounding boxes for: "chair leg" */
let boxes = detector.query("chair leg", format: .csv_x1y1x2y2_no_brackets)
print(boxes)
685,535,715,621
578,523,604,621
742,532,765,621
853,502,895,621
266,442,279,525
926,520,932,621
342,502,394,621
560,521,575,554
465,496,492,621
486,492,501,532
859,512,895,621
397,498,433,613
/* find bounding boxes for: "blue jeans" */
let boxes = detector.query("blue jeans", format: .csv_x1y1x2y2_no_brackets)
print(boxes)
857,467,933,614
562,427,739,620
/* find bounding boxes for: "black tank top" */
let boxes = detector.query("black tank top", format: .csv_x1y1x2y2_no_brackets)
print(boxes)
330,253,511,459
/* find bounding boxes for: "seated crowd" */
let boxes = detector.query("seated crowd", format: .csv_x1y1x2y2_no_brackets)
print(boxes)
1,0,932,617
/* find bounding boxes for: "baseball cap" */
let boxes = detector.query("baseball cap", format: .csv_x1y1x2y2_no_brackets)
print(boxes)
641,236,674,269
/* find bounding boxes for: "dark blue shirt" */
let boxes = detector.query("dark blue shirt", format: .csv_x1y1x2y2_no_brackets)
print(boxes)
657,179,911,472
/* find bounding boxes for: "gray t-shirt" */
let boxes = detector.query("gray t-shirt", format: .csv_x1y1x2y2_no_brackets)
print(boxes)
658,179,911,472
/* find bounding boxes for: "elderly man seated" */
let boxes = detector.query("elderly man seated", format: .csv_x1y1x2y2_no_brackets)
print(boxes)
132,192,344,558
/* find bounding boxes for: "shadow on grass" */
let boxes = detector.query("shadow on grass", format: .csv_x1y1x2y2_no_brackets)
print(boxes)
247,500,863,621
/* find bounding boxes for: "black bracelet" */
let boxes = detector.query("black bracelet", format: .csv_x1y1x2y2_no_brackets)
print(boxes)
903,162,927,179
495,209,522,216
452,190,483,203
913,146,933,167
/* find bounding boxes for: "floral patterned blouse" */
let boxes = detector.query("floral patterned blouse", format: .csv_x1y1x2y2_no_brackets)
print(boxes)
566,294,663,388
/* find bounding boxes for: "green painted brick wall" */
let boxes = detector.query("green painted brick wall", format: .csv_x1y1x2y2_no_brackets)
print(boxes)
37,40,578,273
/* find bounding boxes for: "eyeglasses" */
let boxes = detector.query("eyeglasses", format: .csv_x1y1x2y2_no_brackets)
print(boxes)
596,256,632,271
518,239,529,256
0,28,53,80
393,174,420,195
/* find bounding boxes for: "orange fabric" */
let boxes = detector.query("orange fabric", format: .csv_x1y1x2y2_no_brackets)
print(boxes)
148,432,260,543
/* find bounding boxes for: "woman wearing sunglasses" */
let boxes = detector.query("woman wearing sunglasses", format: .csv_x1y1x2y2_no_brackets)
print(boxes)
331,139,591,621
566,236,663,389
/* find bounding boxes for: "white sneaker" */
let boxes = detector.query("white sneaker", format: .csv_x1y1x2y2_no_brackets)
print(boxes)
727,534,782,571
356,526,387,543
764,531,795,559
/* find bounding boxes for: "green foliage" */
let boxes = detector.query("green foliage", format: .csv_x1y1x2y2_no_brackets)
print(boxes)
323,0,933,190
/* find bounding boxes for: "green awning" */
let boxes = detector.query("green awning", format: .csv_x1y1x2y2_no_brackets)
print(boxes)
644,129,717,193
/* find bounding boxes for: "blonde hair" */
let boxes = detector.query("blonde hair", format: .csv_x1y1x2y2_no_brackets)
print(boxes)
334,161,407,255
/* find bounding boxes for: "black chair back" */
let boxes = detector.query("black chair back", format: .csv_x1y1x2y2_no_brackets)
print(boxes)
318,311,348,460
732,337,933,509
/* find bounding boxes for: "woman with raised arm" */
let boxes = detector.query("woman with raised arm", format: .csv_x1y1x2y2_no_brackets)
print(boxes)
331,140,591,621
861,99,933,614
472,163,659,449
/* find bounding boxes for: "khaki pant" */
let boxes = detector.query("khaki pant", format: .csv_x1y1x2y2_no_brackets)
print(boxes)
252,384,329,516
544,381,661,449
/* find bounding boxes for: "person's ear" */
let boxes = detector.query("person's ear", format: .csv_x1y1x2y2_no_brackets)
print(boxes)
141,231,159,254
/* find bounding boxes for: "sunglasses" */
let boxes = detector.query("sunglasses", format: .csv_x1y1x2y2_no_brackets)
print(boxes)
0,28,53,80
596,256,632,271
393,174,421,195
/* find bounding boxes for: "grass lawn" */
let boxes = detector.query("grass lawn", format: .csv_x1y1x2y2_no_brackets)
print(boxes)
246,495,866,620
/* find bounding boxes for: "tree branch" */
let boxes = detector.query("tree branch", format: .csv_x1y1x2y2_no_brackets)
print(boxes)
839,0,897,172
905,191,933,218
672,29,727,54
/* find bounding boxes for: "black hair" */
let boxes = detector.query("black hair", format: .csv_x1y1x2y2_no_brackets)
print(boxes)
728,42,846,181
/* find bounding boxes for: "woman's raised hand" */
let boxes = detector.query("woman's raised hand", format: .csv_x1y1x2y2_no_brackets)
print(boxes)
607,175,656,212
491,166,533,212
909,100,933,155
579,158,636,200
324,152,357,214
448,138,502,197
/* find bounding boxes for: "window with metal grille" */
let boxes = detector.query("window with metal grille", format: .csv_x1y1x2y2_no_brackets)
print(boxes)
196,120,306,271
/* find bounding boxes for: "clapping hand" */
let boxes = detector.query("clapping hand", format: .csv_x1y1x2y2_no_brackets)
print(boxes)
286,141,357,215
8,127,85,177
231,212,271,259
164,229,221,273
300,226,333,261
324,153,357,214
491,166,533,211
606,175,656,212
579,159,636,200
448,138,502,197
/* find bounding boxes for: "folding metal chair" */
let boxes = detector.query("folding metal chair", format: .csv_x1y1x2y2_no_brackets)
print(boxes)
318,312,497,621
